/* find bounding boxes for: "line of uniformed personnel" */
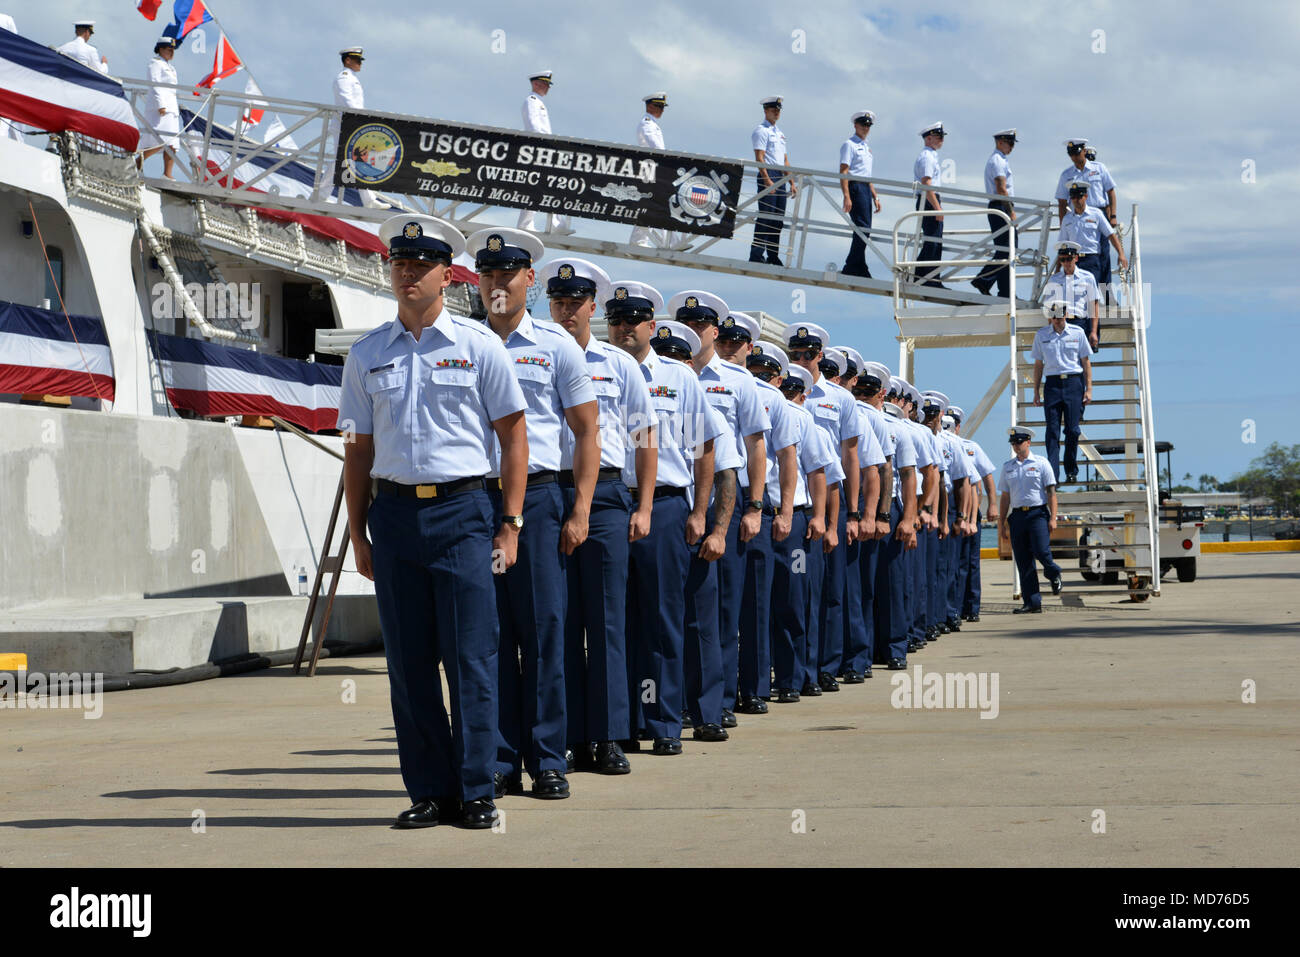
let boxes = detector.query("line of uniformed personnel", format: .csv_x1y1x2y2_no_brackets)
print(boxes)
338,213,1024,830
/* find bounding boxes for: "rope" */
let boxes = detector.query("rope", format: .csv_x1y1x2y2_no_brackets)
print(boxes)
27,200,106,403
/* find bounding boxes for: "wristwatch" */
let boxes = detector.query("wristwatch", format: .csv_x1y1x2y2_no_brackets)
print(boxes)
922,504,934,514
746,499,763,513
847,510,862,521
876,511,890,522
501,515,524,530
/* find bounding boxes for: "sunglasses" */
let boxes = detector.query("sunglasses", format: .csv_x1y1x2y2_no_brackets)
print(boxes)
751,369,776,383
1058,251,1077,259
788,348,819,362
606,314,651,327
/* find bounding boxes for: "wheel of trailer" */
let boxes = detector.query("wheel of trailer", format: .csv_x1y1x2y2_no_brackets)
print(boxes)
1176,558,1197,583
1101,570,1120,585
1128,575,1151,602
1081,570,1100,582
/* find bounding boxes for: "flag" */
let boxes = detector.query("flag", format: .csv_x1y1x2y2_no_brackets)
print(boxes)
0,28,140,151
149,331,341,432
0,300,115,401
137,0,165,20
241,75,264,126
196,33,242,89
163,0,214,45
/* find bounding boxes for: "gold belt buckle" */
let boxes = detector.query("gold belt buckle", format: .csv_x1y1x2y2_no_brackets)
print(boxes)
415,484,438,499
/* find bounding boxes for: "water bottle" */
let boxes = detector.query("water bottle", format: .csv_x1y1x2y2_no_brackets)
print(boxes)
297,565,308,596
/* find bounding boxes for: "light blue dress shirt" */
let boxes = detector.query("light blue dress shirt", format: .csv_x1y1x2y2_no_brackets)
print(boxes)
984,150,1014,196
1042,267,1100,317
562,334,652,471
1031,322,1094,375
839,135,872,177
1054,160,1115,209
753,377,801,506
807,376,858,482
752,119,788,164
699,355,771,488
1059,205,1114,255
787,400,837,508
624,351,724,493
336,309,525,485
883,404,919,504
999,453,1057,507
914,146,940,184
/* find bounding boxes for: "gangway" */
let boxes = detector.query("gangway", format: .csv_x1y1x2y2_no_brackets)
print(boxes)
117,79,1059,306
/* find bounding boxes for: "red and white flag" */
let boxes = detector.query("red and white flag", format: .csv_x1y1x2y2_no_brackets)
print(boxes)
196,33,242,89
136,0,165,20
242,75,264,125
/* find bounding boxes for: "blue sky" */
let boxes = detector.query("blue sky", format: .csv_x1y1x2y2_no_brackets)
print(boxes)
15,1,1300,480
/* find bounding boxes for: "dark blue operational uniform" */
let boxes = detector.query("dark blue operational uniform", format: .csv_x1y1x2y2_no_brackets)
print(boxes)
740,342,800,710
623,314,725,754
1031,316,1093,483
336,215,525,829
749,96,790,265
467,228,597,801
1001,428,1062,612
913,122,946,287
839,111,877,278
535,258,654,775
769,363,835,700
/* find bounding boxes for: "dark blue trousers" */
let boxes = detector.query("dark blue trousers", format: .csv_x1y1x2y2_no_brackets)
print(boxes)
684,542,724,728
907,523,928,641
490,482,567,779
843,181,874,275
963,510,984,616
818,490,847,675
923,526,940,631
948,529,967,623
974,200,1013,296
931,525,950,629
627,493,690,739
1010,505,1061,608
737,509,776,700
915,193,944,283
770,509,809,692
877,500,909,663
368,489,499,804
716,505,745,712
1077,253,1102,285
803,523,826,687
851,536,880,672
840,527,867,674
750,174,788,262
1043,373,1085,480
563,479,633,747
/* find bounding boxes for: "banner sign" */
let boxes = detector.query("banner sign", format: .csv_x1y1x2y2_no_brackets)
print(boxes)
333,111,743,238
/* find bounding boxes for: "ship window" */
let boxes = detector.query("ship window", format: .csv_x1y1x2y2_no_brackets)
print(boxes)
44,246,64,306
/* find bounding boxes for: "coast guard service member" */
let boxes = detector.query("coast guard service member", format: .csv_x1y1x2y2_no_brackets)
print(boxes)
851,360,897,675
1032,299,1094,485
1042,241,1101,349
784,323,860,693
630,93,685,250
749,96,794,266
913,122,947,287
924,391,974,635
738,340,800,710
1055,139,1117,230
676,297,770,728
999,427,1062,612
919,391,960,640
608,290,722,756
898,380,940,650
313,47,385,207
839,111,881,278
879,378,919,669
467,228,598,802
538,258,657,776
139,37,179,180
518,71,574,236
948,406,997,624
337,215,528,830
770,365,832,700
57,19,108,74
1060,181,1128,293
971,129,1017,298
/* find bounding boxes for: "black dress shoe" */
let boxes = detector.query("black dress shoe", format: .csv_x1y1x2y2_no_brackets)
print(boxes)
921,280,948,289
841,265,873,278
594,741,631,775
395,798,445,829
1012,604,1042,614
570,743,597,772
800,681,823,697
1050,576,1063,595
692,723,729,742
564,749,576,773
620,737,642,753
493,772,522,799
680,709,695,729
971,278,993,295
907,640,920,653
776,688,800,704
964,613,980,623
460,799,498,829
938,622,951,634
531,769,570,800
736,695,768,714
841,670,865,684
863,666,873,678
766,255,784,267
721,709,738,728
748,253,766,264
887,657,907,670
817,672,840,693
1066,471,1079,484
946,619,961,632
652,737,682,756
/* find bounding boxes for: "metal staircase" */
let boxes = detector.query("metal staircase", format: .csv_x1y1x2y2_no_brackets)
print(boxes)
893,206,1160,604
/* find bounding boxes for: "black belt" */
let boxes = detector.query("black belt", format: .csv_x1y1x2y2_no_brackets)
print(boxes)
1049,372,1082,380
377,476,485,500
642,485,687,499
559,467,622,486
1015,504,1047,513
491,470,558,490
764,504,810,516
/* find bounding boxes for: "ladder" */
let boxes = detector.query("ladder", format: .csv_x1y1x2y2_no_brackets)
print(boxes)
892,207,1160,604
